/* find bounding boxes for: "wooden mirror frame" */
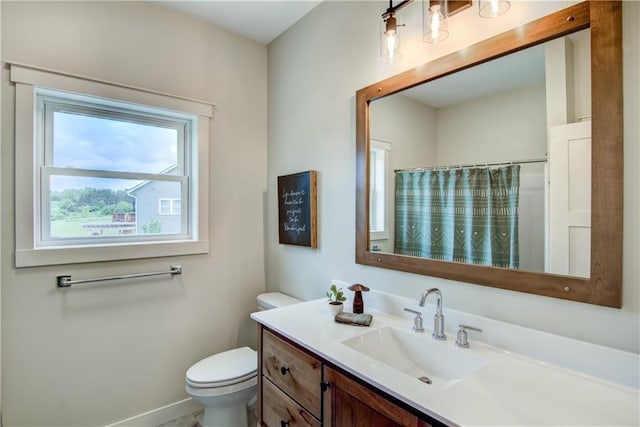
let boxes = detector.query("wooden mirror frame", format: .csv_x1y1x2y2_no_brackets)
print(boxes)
355,1,623,308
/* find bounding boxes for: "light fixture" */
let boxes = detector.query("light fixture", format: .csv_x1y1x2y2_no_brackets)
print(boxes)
478,0,510,18
379,0,509,61
381,14,402,63
423,0,449,44
381,0,413,63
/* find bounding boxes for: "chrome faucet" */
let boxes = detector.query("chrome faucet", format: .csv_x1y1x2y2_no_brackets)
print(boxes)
419,288,446,340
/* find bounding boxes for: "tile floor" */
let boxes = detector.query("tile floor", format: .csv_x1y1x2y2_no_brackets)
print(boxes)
157,408,257,427
157,410,203,427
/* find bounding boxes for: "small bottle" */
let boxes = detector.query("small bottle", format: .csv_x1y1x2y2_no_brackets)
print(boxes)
348,284,370,314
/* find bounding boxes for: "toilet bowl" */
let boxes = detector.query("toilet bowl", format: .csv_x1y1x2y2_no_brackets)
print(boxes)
185,292,301,427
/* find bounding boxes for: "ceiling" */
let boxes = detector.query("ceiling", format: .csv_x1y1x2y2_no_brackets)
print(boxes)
155,0,323,44
402,43,546,108
401,28,589,108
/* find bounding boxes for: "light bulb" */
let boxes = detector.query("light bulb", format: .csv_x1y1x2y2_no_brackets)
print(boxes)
381,15,402,63
479,0,510,18
424,4,448,44
430,5,442,40
491,0,499,16
385,31,397,60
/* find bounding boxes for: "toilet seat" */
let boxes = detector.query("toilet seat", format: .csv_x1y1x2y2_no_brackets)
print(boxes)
186,346,257,388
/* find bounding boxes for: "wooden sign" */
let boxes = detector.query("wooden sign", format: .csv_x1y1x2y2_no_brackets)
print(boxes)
277,171,317,248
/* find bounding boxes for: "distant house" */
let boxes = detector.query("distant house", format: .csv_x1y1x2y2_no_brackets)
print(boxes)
127,165,182,235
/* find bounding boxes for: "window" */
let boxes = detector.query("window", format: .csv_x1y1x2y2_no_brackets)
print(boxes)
11,63,212,266
369,139,391,240
38,89,191,242
159,199,181,215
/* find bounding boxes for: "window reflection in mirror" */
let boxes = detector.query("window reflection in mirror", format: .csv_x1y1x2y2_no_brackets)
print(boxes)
368,29,591,278
369,139,391,246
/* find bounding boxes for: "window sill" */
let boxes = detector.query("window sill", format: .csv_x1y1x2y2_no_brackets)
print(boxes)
15,240,209,267
370,231,389,241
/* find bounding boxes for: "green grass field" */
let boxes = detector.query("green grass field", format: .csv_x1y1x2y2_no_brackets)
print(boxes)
51,215,126,237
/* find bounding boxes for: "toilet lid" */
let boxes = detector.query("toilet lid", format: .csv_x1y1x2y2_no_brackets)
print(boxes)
186,347,257,388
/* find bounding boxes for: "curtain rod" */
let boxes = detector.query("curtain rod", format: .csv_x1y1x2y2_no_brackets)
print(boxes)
394,157,547,173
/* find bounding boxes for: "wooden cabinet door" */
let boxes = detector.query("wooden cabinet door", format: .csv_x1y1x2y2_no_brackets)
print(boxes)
262,379,321,427
323,366,432,427
262,329,322,418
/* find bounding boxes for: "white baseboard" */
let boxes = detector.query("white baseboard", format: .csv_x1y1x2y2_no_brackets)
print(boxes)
105,398,203,427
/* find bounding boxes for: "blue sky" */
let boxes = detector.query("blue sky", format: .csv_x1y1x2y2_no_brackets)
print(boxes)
52,112,178,191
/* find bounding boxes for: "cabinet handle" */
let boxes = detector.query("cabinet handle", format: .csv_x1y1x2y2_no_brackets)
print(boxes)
280,366,290,375
321,381,331,392
280,421,290,427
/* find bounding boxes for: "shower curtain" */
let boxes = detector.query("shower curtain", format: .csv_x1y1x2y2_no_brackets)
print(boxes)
394,165,520,269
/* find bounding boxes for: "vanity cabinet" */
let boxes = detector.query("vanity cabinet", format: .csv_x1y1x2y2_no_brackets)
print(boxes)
258,325,441,427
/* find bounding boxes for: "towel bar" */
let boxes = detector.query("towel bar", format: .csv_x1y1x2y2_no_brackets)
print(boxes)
56,265,182,288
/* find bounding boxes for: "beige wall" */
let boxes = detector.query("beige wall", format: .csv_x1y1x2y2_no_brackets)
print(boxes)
370,94,437,253
0,0,3,418
1,1,267,425
436,84,547,164
267,0,640,354
1,1,638,425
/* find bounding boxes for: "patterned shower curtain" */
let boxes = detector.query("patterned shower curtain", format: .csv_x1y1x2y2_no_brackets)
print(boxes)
394,165,520,269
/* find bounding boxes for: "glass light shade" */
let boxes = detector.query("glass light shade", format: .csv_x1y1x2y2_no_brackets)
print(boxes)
381,15,402,63
423,1,449,44
479,0,510,18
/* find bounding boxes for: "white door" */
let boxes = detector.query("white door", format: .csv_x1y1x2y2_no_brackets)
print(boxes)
547,121,591,277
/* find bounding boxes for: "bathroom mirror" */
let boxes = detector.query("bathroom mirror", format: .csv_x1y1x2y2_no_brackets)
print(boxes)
369,29,590,277
355,1,623,307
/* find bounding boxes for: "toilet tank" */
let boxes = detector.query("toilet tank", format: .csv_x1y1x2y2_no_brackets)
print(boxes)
257,292,302,310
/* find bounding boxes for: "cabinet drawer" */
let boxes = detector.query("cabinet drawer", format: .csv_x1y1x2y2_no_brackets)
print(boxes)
263,379,321,427
262,330,322,418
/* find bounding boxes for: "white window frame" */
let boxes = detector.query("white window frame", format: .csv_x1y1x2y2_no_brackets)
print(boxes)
369,138,391,241
38,90,191,245
11,63,212,267
159,199,181,216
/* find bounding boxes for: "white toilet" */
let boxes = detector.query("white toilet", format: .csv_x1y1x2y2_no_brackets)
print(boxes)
185,292,302,427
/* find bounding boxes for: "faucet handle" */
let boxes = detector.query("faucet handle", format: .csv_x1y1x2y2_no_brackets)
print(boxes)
403,308,425,333
456,324,482,348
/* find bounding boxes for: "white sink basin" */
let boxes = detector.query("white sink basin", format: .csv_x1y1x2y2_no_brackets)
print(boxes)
342,326,488,388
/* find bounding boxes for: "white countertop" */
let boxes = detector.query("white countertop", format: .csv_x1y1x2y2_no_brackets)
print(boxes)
251,294,639,426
